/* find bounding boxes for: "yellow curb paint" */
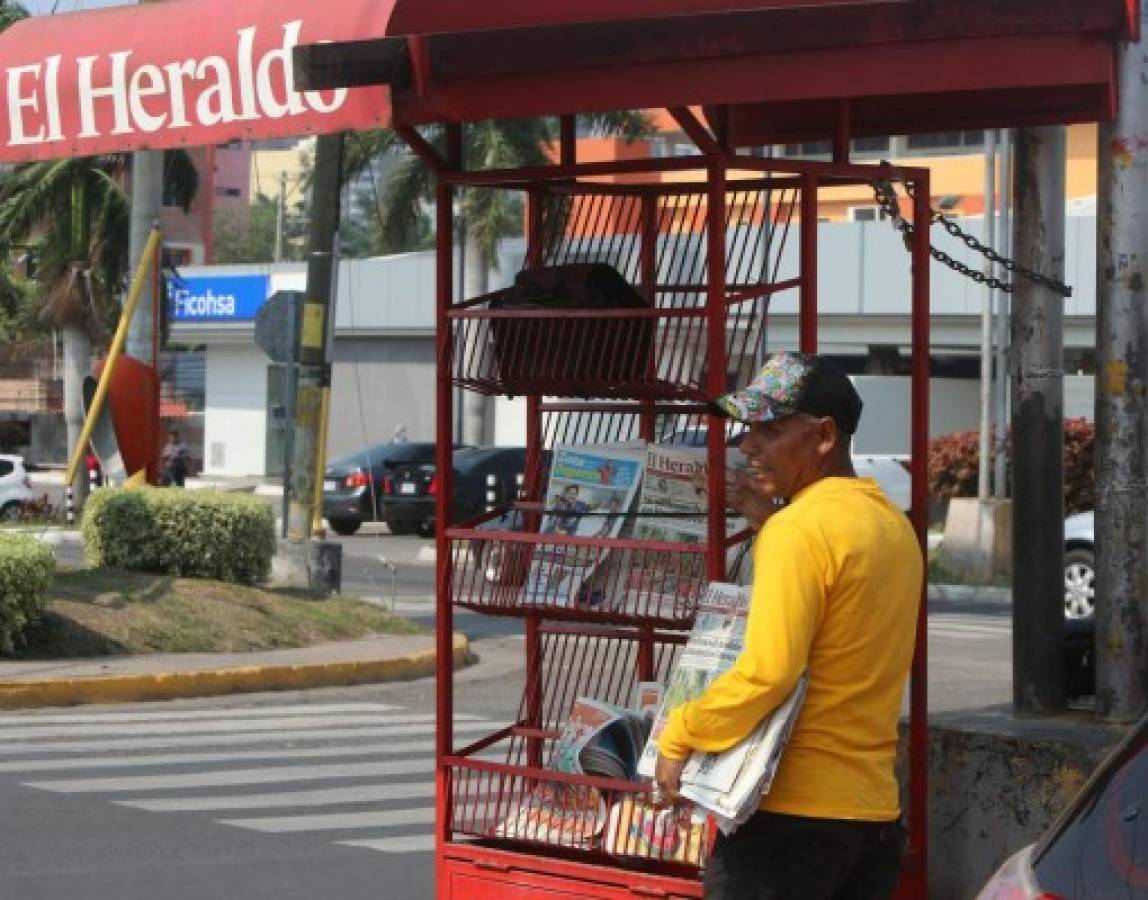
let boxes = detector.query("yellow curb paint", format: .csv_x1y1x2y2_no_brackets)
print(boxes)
0,635,471,710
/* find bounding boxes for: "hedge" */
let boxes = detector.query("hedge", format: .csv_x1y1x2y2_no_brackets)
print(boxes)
82,488,276,584
0,533,55,654
927,418,1094,515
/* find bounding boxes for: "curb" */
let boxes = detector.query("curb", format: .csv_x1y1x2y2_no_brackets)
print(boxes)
927,582,1012,605
0,634,471,710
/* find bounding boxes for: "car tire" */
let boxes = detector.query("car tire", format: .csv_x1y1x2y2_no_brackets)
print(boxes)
1064,547,1095,620
416,519,435,538
0,501,20,522
328,518,362,537
387,520,418,536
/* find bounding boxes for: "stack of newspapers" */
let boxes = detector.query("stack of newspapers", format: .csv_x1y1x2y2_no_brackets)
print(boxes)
637,581,808,833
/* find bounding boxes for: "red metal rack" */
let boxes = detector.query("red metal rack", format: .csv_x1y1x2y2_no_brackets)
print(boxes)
434,152,932,899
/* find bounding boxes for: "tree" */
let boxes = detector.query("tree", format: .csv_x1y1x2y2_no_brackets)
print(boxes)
341,114,654,442
0,148,197,506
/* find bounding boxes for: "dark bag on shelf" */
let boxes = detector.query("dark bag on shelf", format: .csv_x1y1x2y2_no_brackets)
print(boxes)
488,263,654,394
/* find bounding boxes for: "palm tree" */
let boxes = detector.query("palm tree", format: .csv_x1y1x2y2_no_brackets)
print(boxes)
342,113,654,442
0,152,197,506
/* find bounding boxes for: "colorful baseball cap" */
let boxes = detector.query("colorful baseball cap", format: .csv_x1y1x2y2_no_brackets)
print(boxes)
712,352,863,434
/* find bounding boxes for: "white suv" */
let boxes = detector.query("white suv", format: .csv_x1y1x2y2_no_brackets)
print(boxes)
0,454,34,522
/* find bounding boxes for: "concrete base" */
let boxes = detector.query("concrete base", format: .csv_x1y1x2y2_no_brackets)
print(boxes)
269,539,343,596
938,497,1012,579
914,707,1125,899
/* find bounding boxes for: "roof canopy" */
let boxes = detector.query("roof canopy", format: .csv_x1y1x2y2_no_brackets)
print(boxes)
301,0,1138,147
0,0,1136,163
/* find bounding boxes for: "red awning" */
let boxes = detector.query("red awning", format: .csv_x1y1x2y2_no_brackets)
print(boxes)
0,0,394,162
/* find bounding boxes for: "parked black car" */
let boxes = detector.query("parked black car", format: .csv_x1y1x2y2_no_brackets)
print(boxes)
322,441,447,536
383,446,528,537
977,713,1148,898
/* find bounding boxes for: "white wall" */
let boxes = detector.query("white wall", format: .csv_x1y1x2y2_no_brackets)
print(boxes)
203,346,269,477
850,377,980,455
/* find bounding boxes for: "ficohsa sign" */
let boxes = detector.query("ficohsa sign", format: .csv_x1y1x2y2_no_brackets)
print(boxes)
169,274,271,322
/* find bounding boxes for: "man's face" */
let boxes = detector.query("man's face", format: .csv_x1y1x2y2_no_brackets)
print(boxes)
563,486,578,502
738,414,833,500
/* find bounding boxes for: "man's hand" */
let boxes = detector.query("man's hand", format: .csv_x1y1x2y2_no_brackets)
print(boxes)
653,753,686,807
728,466,780,530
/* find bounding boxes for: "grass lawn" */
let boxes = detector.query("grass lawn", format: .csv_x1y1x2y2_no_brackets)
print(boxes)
11,568,425,659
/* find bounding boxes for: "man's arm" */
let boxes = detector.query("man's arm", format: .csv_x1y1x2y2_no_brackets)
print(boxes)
656,519,827,761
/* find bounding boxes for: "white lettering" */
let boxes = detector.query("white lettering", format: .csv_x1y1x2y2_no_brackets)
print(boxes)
43,55,63,142
6,64,44,146
77,51,133,138
129,63,167,133
255,21,305,119
304,87,348,114
163,60,196,128
194,56,237,126
235,26,260,121
174,288,237,318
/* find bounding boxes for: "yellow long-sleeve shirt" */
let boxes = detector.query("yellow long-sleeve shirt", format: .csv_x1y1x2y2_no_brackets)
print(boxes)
657,476,923,821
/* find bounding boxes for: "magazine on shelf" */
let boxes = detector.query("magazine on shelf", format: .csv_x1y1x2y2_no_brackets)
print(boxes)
522,443,645,607
636,581,808,833
603,796,708,865
494,782,607,848
549,697,652,781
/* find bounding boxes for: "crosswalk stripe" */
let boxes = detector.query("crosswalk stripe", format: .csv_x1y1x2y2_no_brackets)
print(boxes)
0,713,477,741
117,781,436,812
339,835,435,854
25,758,435,793
0,734,486,773
0,703,398,726
0,721,485,756
221,807,436,833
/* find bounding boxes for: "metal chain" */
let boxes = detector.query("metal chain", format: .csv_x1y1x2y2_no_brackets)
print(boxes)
870,171,1073,298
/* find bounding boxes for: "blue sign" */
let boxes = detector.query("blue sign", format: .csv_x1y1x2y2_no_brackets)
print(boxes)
168,274,271,322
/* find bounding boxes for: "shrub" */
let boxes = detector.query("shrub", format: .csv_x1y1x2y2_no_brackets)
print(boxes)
0,534,54,654
926,418,1094,515
82,488,276,585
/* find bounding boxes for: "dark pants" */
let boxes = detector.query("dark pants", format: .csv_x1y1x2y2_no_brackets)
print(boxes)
703,812,906,900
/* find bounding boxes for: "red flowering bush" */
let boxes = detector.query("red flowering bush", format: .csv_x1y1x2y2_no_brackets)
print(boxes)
926,418,1094,515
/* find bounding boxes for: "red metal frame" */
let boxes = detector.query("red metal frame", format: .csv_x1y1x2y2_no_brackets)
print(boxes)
427,138,931,898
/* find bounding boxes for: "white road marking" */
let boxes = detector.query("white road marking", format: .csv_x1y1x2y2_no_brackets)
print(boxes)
118,782,436,812
339,835,435,854
221,807,436,833
0,703,398,726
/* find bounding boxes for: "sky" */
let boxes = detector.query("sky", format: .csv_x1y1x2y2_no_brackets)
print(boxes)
24,0,132,14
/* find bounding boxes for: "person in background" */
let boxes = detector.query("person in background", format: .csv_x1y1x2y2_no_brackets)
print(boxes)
161,429,189,488
653,351,923,899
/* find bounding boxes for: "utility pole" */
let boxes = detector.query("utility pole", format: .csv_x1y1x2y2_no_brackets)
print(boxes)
994,130,1013,499
275,170,287,263
1011,126,1067,714
1095,4,1148,724
286,131,342,549
125,150,163,366
977,130,997,501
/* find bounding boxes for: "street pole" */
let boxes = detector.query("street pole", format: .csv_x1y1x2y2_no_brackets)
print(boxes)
1095,5,1148,724
125,150,163,366
1011,126,1067,714
286,131,343,547
994,130,1013,499
275,170,286,263
978,130,997,501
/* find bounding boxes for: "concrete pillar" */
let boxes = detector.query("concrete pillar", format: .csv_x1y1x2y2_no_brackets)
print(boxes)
1011,126,1066,714
1095,6,1148,723
125,150,163,366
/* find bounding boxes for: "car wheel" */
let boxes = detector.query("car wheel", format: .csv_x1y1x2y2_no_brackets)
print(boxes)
1064,548,1095,620
328,518,362,537
416,519,435,538
0,502,20,522
387,520,418,536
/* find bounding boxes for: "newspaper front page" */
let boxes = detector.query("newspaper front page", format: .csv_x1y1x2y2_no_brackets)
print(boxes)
523,444,645,607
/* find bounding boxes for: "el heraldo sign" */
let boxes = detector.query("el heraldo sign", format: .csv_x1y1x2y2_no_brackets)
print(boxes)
0,0,393,162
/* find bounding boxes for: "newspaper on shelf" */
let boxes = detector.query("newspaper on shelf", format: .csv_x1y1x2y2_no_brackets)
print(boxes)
494,782,607,848
602,796,708,865
620,444,749,616
636,581,808,833
523,443,645,607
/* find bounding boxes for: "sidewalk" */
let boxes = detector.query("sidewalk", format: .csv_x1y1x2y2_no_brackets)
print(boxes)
0,632,471,710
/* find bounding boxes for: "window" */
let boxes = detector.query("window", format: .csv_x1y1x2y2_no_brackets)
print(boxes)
781,137,891,159
905,130,984,154
162,247,193,268
0,459,12,477
848,206,886,223
215,187,242,198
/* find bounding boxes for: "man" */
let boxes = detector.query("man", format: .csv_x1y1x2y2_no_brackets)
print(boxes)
543,484,589,536
654,352,923,899
161,429,189,488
